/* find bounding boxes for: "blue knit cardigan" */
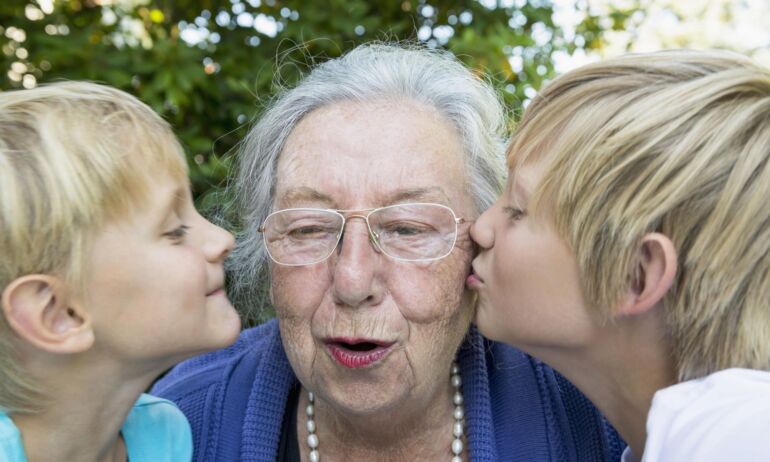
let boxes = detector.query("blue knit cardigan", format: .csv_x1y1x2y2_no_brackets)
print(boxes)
152,320,624,461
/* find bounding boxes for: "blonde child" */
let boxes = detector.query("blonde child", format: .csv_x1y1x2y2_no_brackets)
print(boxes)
469,50,770,461
0,82,242,461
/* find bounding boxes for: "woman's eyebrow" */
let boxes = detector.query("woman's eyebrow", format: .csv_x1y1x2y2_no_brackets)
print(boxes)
277,187,335,208
275,186,452,209
384,187,451,205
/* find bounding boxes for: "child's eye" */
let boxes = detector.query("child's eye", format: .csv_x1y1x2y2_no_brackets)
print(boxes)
503,206,525,222
164,225,190,242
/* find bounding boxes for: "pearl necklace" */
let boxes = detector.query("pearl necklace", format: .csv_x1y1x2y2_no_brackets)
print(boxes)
304,362,465,462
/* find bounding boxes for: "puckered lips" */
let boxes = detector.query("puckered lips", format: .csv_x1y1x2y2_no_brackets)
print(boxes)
466,264,484,288
323,337,396,369
206,286,225,297
206,274,226,296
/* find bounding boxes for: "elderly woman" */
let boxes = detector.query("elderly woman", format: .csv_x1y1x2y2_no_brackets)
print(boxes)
153,43,623,461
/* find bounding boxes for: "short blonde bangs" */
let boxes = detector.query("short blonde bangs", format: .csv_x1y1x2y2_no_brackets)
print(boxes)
507,50,770,380
0,81,187,412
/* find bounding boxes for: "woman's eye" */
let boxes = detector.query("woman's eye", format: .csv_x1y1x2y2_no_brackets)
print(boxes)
392,225,423,236
164,225,190,242
288,225,334,238
381,221,430,237
503,206,525,222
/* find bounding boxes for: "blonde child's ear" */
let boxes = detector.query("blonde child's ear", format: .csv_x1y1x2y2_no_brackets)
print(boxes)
2,275,94,354
617,233,678,317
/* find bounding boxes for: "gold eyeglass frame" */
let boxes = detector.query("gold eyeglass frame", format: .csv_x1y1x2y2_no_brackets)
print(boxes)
258,202,466,266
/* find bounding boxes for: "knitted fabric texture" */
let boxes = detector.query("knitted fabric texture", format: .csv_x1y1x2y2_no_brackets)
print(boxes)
152,319,625,461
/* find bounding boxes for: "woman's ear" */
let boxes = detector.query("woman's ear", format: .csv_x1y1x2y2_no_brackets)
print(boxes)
617,233,678,317
1,275,94,354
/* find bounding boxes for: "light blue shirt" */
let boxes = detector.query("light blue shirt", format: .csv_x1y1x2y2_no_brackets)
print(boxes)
0,394,192,462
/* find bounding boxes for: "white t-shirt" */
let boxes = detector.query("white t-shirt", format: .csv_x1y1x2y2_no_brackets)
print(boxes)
622,368,770,461
0,394,192,462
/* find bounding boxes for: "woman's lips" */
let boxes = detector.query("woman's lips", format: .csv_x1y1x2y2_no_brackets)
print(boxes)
324,337,395,369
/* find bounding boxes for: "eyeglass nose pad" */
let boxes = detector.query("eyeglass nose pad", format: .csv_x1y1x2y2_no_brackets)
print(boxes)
368,230,383,253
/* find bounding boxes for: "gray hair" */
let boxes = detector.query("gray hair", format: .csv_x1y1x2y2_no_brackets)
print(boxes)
229,42,507,318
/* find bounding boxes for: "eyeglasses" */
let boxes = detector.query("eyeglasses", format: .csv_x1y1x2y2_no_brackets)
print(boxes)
258,203,466,266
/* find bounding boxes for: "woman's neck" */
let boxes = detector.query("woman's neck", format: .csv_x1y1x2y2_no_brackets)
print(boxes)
12,357,158,462
297,381,464,461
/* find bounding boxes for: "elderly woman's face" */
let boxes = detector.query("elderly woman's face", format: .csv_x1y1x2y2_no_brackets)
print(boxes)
271,99,476,415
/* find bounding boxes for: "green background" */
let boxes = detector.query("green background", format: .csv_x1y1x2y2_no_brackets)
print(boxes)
1,0,637,203
2,0,639,322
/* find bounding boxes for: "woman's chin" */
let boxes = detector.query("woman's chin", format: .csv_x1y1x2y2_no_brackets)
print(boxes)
319,386,408,417
310,356,414,415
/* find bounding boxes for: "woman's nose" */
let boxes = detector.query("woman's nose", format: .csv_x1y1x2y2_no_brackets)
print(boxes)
470,206,495,250
331,221,385,308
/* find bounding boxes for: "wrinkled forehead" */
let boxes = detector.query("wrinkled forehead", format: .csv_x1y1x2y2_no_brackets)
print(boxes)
274,100,473,212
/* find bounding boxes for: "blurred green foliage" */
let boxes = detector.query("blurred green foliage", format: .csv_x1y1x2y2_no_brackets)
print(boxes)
1,0,642,324
1,0,635,204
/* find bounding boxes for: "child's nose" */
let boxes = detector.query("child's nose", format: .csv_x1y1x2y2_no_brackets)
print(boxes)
204,223,234,263
470,207,495,250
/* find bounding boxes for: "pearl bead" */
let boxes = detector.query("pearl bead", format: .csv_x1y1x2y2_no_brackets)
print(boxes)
452,438,464,455
305,361,464,460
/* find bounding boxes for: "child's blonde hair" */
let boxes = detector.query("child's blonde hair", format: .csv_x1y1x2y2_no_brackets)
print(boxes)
509,50,770,381
0,81,188,412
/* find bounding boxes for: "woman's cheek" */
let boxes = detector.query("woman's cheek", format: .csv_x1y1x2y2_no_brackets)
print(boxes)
271,265,330,316
390,257,470,324
277,312,313,361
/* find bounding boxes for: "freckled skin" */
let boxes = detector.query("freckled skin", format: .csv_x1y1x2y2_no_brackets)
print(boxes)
270,99,477,426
